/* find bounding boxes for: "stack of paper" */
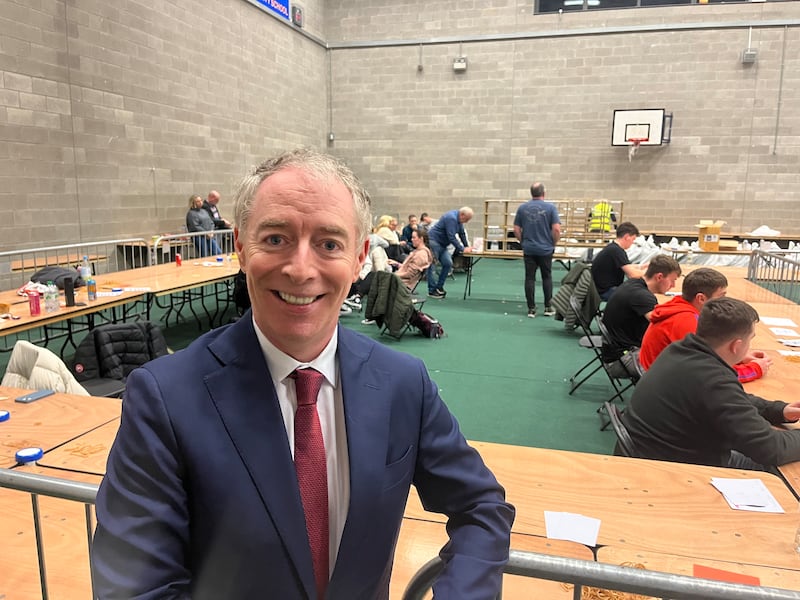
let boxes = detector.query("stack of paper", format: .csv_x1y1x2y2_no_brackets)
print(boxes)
710,478,784,513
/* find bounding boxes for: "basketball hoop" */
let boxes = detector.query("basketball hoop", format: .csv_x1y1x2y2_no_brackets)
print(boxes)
627,138,648,162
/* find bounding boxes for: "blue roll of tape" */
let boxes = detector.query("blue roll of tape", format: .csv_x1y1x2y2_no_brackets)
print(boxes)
0,410,9,422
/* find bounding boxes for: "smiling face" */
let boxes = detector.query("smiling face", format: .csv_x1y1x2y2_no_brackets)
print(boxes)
235,166,368,361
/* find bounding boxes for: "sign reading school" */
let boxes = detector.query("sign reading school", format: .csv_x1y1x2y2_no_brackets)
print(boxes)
252,0,289,20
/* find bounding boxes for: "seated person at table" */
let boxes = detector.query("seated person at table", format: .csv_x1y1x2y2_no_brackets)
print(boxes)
601,254,681,380
400,214,418,246
348,230,432,309
374,214,408,261
622,297,800,470
639,267,772,382
388,229,433,290
590,221,646,301
186,194,222,257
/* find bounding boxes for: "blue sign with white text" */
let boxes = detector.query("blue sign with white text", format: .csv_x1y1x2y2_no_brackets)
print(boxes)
254,0,289,20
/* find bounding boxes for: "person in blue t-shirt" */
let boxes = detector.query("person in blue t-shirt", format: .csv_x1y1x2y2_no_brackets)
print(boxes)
513,182,561,318
426,207,473,298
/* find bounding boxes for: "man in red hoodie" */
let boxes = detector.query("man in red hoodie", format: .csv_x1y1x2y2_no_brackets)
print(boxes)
639,268,771,382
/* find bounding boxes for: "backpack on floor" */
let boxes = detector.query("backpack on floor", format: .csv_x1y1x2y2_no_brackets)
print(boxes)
410,310,444,339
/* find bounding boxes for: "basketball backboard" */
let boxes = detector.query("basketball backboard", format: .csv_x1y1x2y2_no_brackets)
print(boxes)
611,109,672,146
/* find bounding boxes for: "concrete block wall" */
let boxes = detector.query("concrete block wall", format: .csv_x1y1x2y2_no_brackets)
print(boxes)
325,1,800,237
1,0,798,251
0,0,327,250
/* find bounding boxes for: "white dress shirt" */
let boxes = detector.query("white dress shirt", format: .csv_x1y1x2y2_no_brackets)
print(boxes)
253,319,350,577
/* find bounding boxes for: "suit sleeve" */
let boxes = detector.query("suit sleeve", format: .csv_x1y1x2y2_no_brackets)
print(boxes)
92,368,192,600
411,365,515,599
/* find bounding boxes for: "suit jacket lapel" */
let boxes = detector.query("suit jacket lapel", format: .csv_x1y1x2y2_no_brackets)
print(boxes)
329,328,393,591
205,317,317,598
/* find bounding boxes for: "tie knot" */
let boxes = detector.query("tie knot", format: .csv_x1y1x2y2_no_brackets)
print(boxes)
291,368,324,407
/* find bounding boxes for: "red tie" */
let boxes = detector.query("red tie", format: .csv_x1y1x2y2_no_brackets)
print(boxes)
291,368,329,599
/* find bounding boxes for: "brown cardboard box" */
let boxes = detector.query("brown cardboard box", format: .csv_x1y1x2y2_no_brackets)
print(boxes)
695,220,726,252
718,240,739,252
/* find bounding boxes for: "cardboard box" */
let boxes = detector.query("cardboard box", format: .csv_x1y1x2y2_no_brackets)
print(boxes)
718,240,739,252
695,220,726,252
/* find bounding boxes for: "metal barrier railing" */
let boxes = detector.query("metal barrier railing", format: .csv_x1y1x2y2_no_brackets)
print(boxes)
0,469,99,600
2,468,799,600
0,238,150,291
747,249,800,303
150,230,235,265
403,550,800,600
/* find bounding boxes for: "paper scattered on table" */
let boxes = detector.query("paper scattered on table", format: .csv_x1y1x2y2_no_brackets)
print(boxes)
665,291,682,296
710,478,784,513
201,261,227,267
96,291,123,297
761,316,798,328
544,511,601,546
779,350,800,357
778,339,800,348
770,327,799,337
123,287,152,292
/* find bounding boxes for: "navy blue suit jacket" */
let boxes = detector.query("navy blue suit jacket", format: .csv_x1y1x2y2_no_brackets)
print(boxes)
92,314,514,599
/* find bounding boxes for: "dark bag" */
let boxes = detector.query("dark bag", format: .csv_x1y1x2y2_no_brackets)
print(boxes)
409,310,444,339
30,266,85,289
232,269,250,314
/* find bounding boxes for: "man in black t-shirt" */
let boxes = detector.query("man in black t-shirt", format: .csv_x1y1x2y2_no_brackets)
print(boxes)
601,254,681,379
591,222,646,301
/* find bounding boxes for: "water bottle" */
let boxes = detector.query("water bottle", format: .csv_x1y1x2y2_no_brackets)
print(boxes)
80,255,92,280
44,281,59,313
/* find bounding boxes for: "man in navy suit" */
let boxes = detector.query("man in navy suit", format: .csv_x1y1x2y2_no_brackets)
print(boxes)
92,149,514,599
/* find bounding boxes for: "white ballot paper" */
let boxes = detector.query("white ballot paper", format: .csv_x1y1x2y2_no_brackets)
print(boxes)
710,478,784,513
770,327,800,337
761,316,798,328
544,511,601,546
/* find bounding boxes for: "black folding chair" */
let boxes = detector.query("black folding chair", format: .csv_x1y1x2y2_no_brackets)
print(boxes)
568,295,603,394
604,401,640,458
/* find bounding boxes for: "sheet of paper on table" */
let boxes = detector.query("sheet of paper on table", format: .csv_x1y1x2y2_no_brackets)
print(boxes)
710,478,785,513
770,327,800,337
761,316,798,328
544,511,601,546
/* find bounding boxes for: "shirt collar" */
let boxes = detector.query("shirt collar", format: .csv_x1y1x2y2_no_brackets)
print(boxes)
252,316,338,386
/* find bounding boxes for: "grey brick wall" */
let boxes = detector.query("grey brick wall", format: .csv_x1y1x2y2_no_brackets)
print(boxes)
1,0,799,251
1,0,327,249
325,1,800,238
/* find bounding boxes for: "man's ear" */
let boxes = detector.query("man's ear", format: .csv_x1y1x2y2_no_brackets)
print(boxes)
234,228,246,271
728,336,744,357
696,292,708,306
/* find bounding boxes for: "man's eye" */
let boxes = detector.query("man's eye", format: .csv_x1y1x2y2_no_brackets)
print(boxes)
266,235,282,246
322,240,340,252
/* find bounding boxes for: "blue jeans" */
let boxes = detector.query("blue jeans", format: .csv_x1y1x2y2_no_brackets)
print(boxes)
427,240,452,293
194,236,222,258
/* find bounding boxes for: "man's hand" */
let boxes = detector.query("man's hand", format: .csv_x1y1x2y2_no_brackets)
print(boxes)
783,402,800,422
746,351,772,375
463,247,472,253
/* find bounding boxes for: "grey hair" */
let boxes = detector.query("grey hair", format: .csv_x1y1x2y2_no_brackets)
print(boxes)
232,148,372,242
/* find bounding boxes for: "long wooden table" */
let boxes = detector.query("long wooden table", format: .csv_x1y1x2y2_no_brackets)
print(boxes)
405,442,800,571
0,386,121,468
0,260,240,347
597,547,800,592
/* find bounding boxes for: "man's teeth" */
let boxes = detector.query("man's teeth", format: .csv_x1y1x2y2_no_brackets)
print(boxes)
279,292,316,305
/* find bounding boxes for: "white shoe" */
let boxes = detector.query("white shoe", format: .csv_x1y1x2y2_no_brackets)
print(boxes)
361,318,375,325
344,295,362,309
340,304,353,315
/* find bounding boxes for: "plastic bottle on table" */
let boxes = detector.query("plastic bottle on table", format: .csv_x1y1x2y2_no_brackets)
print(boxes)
80,255,91,280
44,281,59,313
87,278,97,301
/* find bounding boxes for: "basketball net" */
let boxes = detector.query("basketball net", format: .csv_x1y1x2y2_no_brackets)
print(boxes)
627,138,647,162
